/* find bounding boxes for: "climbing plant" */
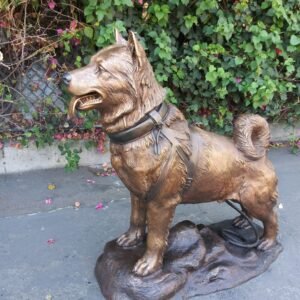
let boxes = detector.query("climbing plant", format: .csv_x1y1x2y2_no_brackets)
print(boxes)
0,0,299,169
82,0,299,134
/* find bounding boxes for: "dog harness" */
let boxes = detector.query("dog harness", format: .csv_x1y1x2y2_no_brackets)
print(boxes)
108,102,194,200
108,103,260,248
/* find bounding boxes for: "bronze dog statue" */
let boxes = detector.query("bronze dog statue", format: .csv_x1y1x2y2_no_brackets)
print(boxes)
66,31,278,277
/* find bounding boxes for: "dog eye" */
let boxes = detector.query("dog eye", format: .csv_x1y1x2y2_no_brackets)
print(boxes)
96,65,104,75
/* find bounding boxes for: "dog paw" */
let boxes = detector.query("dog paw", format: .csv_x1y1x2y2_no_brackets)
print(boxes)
117,228,145,248
257,238,276,251
232,216,251,229
133,254,161,277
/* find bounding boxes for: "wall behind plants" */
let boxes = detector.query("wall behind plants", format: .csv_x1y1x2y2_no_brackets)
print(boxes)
82,0,299,134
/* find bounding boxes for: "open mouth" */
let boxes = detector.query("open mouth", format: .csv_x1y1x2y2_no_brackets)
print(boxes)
68,92,102,118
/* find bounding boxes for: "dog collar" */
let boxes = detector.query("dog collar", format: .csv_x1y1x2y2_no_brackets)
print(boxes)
108,101,194,197
107,102,169,145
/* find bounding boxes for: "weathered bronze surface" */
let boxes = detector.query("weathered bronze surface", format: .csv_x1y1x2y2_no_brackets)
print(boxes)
66,31,279,281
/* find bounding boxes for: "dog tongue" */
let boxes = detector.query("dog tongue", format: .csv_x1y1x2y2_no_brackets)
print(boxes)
68,97,81,119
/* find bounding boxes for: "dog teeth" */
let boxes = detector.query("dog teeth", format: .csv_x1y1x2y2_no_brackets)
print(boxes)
80,98,101,105
88,98,100,104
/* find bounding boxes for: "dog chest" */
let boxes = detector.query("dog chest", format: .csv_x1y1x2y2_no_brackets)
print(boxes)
110,145,167,196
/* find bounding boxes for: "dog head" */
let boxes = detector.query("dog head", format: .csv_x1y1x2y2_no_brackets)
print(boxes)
66,30,165,132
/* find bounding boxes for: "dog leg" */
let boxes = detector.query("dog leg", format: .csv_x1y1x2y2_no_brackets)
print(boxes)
133,195,179,276
240,186,278,250
257,210,278,251
117,193,146,247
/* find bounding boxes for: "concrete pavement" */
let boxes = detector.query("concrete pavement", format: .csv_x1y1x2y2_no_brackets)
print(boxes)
0,147,299,300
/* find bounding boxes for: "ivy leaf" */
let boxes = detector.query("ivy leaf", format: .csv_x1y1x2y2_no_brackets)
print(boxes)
114,0,133,6
155,11,165,20
196,0,217,15
84,27,94,39
244,43,254,53
125,0,134,6
234,57,244,65
290,35,300,46
205,65,218,86
88,0,97,6
184,15,198,29
85,14,95,23
181,0,189,5
286,65,295,74
259,30,269,41
96,9,105,21
84,5,95,16
189,102,200,112
192,44,201,51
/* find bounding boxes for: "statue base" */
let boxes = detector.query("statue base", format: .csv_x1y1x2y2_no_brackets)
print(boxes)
95,220,282,300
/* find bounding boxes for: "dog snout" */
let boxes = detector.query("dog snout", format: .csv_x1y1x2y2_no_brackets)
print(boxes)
62,72,72,85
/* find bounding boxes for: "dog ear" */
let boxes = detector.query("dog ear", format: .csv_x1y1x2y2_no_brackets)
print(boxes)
115,29,127,45
128,31,146,68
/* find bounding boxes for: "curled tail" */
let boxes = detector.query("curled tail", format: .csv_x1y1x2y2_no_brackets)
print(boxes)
233,114,270,160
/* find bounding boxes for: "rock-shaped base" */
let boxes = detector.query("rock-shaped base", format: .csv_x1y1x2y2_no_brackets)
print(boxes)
95,220,282,300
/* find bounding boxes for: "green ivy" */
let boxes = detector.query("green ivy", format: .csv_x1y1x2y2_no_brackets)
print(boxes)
58,141,82,172
81,0,299,134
